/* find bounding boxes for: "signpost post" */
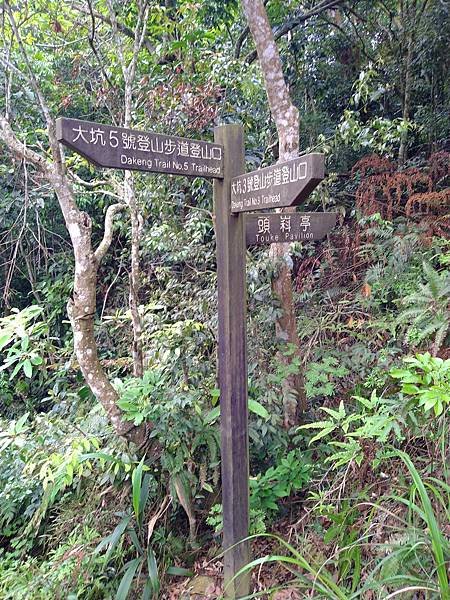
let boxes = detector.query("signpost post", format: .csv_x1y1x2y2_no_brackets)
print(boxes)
57,116,336,599
214,124,250,598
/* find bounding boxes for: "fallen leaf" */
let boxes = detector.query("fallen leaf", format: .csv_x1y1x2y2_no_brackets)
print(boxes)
361,282,371,298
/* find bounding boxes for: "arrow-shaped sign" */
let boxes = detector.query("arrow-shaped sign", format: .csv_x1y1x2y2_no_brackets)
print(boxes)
231,153,325,213
56,117,224,179
231,154,324,213
246,212,336,246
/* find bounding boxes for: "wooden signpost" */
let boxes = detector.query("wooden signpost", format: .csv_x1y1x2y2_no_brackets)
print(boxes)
214,125,250,598
57,117,336,599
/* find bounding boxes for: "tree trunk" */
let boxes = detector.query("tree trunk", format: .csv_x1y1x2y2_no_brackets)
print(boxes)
106,0,147,379
398,0,424,166
123,121,144,379
398,25,414,165
0,117,147,446
55,177,147,446
126,173,144,378
241,0,306,426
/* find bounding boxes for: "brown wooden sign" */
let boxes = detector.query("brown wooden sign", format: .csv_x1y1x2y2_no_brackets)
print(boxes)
230,153,324,213
56,117,224,179
246,212,336,246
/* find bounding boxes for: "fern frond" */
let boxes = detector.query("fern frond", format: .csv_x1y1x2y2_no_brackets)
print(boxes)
396,307,425,325
423,261,442,299
403,286,433,306
437,280,450,299
433,322,449,354
365,262,385,284
415,320,441,342
405,324,419,345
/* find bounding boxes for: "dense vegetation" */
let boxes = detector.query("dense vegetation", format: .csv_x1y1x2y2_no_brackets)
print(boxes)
0,0,449,598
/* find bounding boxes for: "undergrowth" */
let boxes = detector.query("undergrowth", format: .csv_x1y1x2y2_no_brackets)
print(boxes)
1,151,449,598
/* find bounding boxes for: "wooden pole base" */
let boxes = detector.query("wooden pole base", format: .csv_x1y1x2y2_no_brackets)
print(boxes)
214,124,250,599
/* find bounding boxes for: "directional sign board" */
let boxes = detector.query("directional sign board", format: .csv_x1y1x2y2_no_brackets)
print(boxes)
246,212,336,246
56,117,224,179
230,154,324,213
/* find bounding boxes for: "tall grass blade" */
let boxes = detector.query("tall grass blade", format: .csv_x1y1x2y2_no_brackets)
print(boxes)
146,548,160,595
396,450,449,600
225,534,349,600
138,473,151,527
115,558,141,600
132,457,145,523
95,514,131,565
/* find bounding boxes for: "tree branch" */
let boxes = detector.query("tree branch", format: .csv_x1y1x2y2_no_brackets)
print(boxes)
73,2,156,55
316,4,374,63
0,116,51,176
245,0,350,64
0,54,25,79
86,0,115,89
4,1,51,127
134,1,150,72
4,1,63,169
69,170,109,189
94,203,126,264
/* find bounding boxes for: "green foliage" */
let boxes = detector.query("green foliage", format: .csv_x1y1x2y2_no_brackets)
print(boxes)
238,456,449,599
0,411,30,453
1,0,449,595
337,64,415,156
206,503,267,537
396,262,450,354
115,369,221,519
390,352,450,416
321,500,363,592
249,450,311,515
299,392,406,470
234,533,350,600
204,397,270,424
358,214,424,305
0,409,140,548
395,451,449,600
95,458,160,600
300,350,449,471
0,306,47,409
305,356,349,400
207,450,311,535
0,419,43,541
116,370,168,426
0,526,114,599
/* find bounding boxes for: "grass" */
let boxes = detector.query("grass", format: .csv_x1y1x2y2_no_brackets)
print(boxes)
225,449,450,599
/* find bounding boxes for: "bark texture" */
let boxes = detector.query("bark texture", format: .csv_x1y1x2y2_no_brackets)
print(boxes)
126,173,144,378
242,0,306,425
242,0,299,159
243,0,347,64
